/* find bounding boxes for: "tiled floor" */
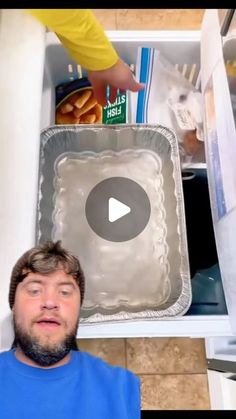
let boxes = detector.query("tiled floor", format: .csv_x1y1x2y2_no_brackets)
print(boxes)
92,9,205,30
78,337,210,410
80,9,210,411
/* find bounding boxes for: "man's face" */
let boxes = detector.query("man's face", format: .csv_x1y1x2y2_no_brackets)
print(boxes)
13,269,81,366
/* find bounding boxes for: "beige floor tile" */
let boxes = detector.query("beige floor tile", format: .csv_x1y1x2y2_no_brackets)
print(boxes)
126,338,207,374
77,338,126,367
92,9,117,30
116,9,205,30
140,374,210,410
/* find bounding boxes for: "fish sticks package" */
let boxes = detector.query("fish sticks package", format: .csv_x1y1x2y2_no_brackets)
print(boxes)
135,47,206,163
102,88,129,124
55,78,129,125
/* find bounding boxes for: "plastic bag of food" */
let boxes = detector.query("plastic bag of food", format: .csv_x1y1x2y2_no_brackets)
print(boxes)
226,61,236,95
55,78,129,125
135,47,205,163
225,62,236,126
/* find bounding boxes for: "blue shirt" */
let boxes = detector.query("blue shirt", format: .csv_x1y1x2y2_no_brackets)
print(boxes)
0,349,140,419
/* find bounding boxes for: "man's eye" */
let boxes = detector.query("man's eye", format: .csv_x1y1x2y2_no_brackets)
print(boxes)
27,288,41,296
60,289,72,297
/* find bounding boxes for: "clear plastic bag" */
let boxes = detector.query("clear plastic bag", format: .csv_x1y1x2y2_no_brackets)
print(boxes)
136,48,205,163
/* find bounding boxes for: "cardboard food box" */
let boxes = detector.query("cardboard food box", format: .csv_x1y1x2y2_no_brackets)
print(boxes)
55,78,128,125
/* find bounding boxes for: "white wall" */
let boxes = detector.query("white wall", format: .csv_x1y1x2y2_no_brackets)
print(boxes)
0,10,45,351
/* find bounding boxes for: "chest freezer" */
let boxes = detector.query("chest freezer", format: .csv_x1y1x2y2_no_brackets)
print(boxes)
1,9,236,345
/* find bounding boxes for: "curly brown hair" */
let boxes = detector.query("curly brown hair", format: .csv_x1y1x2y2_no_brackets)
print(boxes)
9,240,85,309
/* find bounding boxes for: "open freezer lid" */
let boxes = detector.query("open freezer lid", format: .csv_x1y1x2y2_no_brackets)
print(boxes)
201,9,236,334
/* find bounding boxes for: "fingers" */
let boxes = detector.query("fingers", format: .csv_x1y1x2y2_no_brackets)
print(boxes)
127,75,145,92
90,82,107,106
109,86,118,104
89,64,146,106
89,82,116,106
91,83,118,106
92,81,144,107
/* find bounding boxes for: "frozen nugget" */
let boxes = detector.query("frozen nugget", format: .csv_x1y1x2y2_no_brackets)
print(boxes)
55,78,102,125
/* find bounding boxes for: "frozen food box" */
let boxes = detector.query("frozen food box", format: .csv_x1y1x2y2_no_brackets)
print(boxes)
55,78,128,125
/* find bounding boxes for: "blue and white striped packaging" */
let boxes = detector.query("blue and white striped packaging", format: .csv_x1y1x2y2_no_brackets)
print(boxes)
136,48,175,126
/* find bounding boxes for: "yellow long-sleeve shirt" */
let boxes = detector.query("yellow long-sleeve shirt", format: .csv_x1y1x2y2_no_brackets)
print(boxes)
28,9,118,71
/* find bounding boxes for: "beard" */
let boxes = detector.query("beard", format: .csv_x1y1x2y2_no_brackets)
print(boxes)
12,316,79,367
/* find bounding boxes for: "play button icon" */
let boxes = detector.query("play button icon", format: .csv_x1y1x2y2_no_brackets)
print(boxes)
108,198,131,222
85,177,151,242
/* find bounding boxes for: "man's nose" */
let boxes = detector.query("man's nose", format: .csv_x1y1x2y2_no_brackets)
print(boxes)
40,290,59,310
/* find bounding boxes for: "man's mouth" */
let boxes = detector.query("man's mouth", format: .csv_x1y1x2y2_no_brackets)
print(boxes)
35,318,61,329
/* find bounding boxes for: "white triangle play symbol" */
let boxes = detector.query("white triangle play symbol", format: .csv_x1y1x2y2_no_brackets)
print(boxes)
108,197,131,223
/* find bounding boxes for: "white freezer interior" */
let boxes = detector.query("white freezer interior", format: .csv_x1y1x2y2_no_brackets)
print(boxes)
0,14,235,342
38,30,236,337
42,31,203,129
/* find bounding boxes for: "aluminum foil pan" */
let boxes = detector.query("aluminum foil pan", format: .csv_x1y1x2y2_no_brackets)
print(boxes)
36,124,191,323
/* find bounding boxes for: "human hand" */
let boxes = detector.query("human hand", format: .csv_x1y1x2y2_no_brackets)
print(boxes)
87,59,145,106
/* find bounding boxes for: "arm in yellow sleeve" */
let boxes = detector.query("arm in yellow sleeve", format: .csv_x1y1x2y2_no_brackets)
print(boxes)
27,9,119,71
